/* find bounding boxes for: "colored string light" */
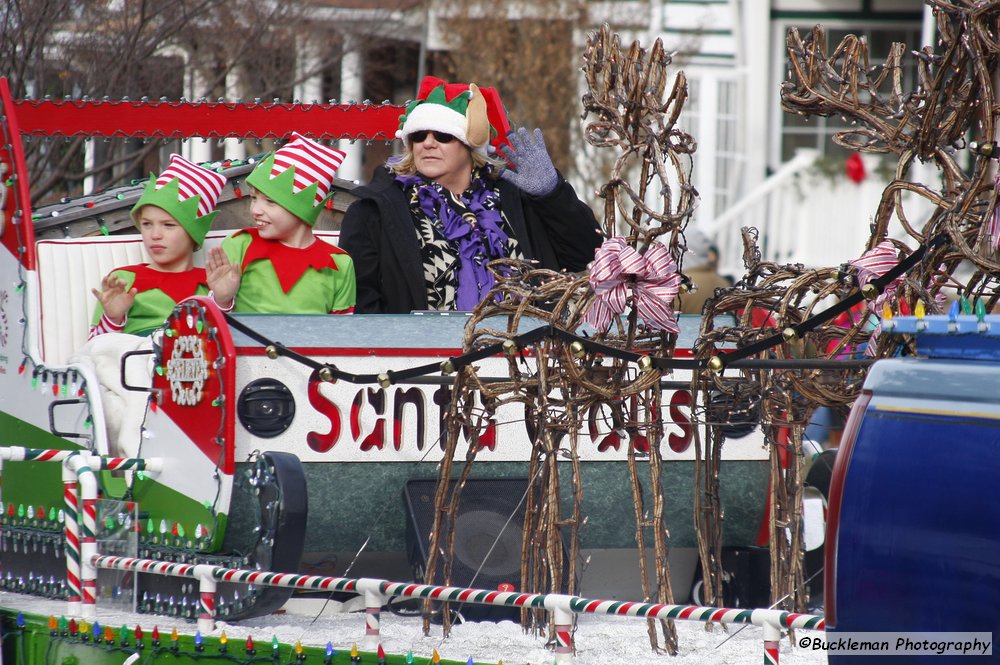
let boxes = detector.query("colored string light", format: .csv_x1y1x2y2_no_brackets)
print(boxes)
948,300,960,331
975,298,989,331
960,294,972,314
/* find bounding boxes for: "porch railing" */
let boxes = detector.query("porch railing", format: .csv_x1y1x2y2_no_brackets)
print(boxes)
700,149,896,281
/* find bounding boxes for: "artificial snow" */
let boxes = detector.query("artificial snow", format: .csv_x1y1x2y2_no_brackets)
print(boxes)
1,591,828,664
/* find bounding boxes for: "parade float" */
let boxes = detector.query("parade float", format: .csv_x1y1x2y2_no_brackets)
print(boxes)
0,36,785,665
3,1,1000,661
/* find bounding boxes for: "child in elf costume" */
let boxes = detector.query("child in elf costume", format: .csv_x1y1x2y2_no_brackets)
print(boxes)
206,132,356,314
89,153,227,338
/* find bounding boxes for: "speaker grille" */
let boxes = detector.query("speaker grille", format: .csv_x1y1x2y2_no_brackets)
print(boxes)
403,478,528,592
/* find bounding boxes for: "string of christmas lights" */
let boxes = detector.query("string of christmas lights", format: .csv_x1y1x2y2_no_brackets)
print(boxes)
220,230,935,389
3,611,496,665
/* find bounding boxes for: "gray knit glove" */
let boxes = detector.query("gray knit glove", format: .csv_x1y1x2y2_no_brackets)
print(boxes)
499,127,559,197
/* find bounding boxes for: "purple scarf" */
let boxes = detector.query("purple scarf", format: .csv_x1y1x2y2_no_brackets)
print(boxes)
397,173,510,310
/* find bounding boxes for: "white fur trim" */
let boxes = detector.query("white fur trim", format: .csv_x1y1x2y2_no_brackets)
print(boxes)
399,103,469,146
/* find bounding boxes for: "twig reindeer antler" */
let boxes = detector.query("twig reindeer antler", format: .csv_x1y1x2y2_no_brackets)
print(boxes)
689,2,1000,615
782,9,1000,300
422,24,704,656
581,24,697,250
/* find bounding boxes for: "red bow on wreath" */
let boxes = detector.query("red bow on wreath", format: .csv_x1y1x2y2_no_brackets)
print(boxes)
584,237,682,333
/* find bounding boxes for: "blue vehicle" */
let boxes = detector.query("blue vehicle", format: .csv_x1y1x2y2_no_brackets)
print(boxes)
825,313,1000,663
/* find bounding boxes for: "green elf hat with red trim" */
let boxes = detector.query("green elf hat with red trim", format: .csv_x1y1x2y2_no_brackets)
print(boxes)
397,76,511,155
130,153,227,249
246,132,347,226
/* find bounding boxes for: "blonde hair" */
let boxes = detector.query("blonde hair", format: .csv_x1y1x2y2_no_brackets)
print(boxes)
389,143,504,178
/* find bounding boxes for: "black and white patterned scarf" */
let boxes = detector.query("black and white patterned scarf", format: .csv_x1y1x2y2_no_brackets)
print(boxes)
396,170,523,310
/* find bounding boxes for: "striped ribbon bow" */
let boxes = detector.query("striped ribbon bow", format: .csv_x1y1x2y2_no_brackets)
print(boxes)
850,240,905,311
584,237,682,333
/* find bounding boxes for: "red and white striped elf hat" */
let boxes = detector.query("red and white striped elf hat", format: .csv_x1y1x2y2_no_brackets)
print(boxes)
155,154,227,216
131,153,227,248
246,132,347,226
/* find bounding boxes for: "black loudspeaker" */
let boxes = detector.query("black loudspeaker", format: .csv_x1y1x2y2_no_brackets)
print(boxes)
691,546,772,608
403,478,530,622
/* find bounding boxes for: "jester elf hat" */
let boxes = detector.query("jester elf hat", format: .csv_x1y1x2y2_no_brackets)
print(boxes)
397,76,511,155
130,153,227,249
246,132,347,226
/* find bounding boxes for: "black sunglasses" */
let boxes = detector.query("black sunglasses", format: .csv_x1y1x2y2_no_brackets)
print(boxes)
409,130,456,144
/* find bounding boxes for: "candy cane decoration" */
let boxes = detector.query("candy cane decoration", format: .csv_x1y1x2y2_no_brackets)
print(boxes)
763,621,781,664
64,453,97,618
61,457,81,616
91,551,824,664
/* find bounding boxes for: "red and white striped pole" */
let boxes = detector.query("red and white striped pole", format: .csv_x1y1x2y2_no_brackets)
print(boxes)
763,620,781,664
196,565,217,634
358,578,385,648
61,456,82,618
549,599,574,663
65,454,99,619
60,451,161,619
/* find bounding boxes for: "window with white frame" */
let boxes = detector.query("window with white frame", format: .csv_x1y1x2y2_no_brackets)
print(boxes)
772,22,921,167
684,70,745,226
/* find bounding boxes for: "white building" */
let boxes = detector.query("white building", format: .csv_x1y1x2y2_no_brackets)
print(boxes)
581,0,928,276
65,0,931,274
295,0,929,276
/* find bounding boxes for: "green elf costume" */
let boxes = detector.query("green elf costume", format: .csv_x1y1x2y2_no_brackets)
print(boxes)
89,153,227,337
219,132,355,314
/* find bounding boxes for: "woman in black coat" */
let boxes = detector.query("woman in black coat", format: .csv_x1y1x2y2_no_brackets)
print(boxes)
339,76,602,314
